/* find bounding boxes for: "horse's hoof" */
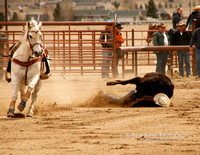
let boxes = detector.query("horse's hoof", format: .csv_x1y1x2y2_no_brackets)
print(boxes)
40,73,51,80
5,71,11,83
7,108,15,117
26,112,33,117
17,101,26,111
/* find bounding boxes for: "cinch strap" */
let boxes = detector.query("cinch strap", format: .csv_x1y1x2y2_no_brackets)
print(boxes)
12,58,42,66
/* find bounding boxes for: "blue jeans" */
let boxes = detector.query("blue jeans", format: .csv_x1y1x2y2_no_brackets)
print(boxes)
102,49,113,77
196,48,200,76
177,51,191,76
156,52,169,74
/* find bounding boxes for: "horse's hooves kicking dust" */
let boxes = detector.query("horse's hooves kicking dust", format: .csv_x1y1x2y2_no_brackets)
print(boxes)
13,113,25,118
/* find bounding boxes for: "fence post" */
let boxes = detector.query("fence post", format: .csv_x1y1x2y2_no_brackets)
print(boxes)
78,31,83,75
192,20,197,76
112,23,117,78
122,49,125,78
68,24,71,73
63,31,66,73
132,29,135,74
53,31,56,71
92,31,96,70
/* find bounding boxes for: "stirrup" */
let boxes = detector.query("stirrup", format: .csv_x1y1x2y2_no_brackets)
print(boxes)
5,71,11,83
40,73,51,80
7,107,15,117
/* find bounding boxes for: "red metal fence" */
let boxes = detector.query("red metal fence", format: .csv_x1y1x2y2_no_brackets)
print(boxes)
0,22,182,77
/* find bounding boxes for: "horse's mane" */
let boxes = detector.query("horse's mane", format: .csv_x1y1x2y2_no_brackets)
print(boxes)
21,30,28,43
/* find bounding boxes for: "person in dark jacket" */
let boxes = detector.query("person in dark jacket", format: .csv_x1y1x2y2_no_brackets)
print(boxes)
172,21,192,77
190,27,200,78
172,8,183,30
99,20,114,78
186,5,200,30
153,23,170,74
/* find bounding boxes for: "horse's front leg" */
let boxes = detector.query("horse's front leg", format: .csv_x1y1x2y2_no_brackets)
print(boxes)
7,78,20,117
17,75,40,112
19,83,26,101
27,80,42,117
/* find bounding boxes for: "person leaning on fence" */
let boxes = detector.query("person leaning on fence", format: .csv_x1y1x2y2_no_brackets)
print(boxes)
114,22,124,76
153,23,170,74
186,5,200,30
189,27,200,78
99,20,114,78
172,8,183,30
172,21,192,77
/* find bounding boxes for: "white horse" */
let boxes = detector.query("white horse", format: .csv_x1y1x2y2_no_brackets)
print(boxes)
7,20,45,117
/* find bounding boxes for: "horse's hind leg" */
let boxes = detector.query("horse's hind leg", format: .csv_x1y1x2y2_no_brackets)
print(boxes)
26,80,42,117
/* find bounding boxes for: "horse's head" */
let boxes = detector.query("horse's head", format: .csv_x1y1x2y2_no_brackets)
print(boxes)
146,23,159,43
27,20,43,57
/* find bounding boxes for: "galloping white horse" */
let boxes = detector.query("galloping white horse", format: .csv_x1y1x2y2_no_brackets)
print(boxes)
7,20,44,117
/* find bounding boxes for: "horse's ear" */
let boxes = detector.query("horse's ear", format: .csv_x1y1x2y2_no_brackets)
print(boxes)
38,22,42,29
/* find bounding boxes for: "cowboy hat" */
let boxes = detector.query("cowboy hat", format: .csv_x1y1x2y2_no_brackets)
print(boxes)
158,23,167,28
153,93,170,107
176,21,186,27
193,5,200,12
115,22,123,29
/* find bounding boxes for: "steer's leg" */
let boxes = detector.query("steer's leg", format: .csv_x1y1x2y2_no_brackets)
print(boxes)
117,89,137,107
92,89,137,107
91,91,119,106
107,77,142,86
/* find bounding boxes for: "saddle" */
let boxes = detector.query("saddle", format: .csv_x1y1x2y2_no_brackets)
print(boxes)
5,42,51,82
40,47,51,80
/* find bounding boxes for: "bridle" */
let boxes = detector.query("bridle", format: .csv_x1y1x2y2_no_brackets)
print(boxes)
12,30,44,67
27,30,43,57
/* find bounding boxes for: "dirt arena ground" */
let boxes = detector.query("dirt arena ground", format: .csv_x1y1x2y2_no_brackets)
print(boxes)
0,72,199,155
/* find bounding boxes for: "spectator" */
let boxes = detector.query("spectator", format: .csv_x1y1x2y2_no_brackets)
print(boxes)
186,5,200,30
99,20,114,78
114,22,124,76
189,27,200,78
172,8,183,30
153,23,170,74
172,21,192,77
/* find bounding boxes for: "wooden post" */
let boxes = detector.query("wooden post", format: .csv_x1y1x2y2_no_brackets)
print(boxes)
132,29,135,73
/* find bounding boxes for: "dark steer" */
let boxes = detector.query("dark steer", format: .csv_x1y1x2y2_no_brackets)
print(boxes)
95,72,174,107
